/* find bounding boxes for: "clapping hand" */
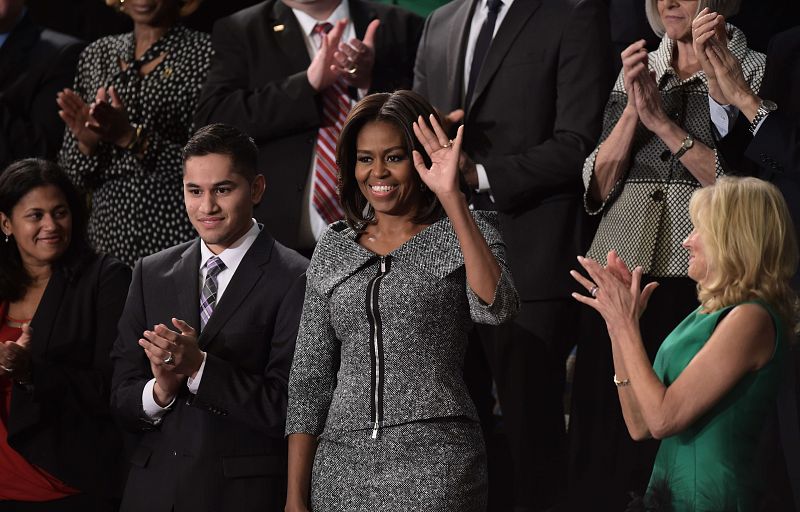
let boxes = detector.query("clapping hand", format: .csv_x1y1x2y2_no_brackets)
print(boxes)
412,114,464,198
87,86,137,148
621,39,649,115
139,318,201,406
333,19,379,90
704,34,757,114
307,19,347,91
692,8,729,104
0,324,32,382
57,88,101,155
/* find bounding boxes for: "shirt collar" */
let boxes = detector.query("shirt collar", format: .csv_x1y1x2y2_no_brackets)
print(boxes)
292,0,350,38
199,220,260,273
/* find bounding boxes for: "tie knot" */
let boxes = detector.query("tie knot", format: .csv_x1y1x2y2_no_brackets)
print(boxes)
205,256,226,278
313,22,333,36
486,0,502,14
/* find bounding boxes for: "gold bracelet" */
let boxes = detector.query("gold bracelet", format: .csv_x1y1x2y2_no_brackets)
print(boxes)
613,374,630,387
125,124,143,151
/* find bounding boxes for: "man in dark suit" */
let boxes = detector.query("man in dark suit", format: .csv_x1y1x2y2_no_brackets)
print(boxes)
110,124,308,512
0,0,83,170
194,0,423,254
414,1,612,509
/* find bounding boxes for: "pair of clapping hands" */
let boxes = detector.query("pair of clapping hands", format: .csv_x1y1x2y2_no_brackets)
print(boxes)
138,318,204,407
0,324,32,384
57,85,137,156
307,18,379,92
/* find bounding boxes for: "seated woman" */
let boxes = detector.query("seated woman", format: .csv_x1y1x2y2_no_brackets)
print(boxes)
0,159,131,511
284,90,518,512
571,176,798,511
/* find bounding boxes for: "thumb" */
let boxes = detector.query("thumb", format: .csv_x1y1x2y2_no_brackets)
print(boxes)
95,86,107,103
17,324,33,348
363,19,380,48
640,282,660,311
172,318,196,337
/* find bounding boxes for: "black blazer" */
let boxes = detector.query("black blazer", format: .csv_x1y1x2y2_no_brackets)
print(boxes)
194,0,423,249
6,253,131,503
413,0,612,300
110,230,308,512
0,13,83,170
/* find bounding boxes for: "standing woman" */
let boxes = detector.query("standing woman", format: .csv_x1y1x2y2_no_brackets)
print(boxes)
285,90,518,512
57,0,212,267
0,159,131,511
568,0,766,508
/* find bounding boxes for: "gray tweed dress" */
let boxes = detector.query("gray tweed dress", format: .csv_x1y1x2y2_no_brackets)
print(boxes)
286,211,519,511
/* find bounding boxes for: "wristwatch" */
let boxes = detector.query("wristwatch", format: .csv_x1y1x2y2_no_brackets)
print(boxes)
748,99,777,135
672,133,694,159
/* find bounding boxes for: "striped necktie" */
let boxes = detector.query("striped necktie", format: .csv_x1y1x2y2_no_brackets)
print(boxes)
312,22,348,225
200,256,226,330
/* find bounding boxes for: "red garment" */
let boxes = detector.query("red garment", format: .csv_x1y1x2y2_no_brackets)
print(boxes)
0,302,78,501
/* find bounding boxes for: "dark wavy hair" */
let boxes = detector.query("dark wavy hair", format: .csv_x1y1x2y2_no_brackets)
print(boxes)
0,159,93,302
336,90,444,231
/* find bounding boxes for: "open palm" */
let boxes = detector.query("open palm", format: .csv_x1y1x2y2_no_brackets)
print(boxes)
412,114,464,197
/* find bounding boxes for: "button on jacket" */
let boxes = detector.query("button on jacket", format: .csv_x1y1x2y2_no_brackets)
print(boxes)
286,211,519,438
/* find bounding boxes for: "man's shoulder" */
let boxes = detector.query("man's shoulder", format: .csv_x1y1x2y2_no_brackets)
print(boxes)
216,0,276,31
267,236,310,276
138,239,198,272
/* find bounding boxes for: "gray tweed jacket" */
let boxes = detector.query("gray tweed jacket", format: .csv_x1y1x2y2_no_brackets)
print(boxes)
286,211,519,439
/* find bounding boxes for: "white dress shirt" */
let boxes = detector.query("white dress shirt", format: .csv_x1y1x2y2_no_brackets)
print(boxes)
463,0,515,195
293,2,357,248
142,220,261,421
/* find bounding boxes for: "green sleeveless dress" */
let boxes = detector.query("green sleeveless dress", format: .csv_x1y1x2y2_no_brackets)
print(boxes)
645,302,786,512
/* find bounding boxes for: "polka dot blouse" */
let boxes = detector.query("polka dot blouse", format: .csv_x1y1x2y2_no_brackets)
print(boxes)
59,25,212,267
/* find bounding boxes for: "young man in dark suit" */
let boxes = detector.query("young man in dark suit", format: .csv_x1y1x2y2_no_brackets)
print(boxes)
110,123,309,512
0,0,83,170
414,1,612,509
194,0,423,255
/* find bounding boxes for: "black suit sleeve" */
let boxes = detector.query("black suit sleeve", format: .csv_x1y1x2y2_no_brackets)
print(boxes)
191,272,306,435
483,0,612,210
110,258,158,431
0,36,83,166
744,113,800,177
194,16,322,143
411,12,434,102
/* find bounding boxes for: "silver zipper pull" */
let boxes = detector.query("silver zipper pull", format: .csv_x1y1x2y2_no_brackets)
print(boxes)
371,421,379,439
380,256,386,273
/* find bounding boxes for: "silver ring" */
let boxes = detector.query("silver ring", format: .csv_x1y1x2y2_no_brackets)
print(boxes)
346,66,357,76
590,286,599,298
0,364,13,373
162,352,175,365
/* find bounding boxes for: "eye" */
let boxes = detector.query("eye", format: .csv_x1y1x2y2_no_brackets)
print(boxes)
186,188,202,196
357,155,373,164
26,212,43,220
386,153,406,163
53,208,70,219
214,186,232,195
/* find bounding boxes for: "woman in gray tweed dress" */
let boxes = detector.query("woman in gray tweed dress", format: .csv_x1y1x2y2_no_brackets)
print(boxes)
284,90,519,512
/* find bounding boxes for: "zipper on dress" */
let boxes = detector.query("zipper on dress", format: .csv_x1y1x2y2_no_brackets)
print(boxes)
366,256,389,439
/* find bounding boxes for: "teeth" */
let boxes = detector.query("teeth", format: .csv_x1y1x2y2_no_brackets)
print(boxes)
371,185,395,192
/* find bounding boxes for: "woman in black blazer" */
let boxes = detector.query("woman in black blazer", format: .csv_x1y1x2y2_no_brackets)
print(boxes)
0,159,131,511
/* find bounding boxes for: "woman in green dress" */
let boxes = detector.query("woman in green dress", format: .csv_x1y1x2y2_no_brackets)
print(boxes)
570,176,798,511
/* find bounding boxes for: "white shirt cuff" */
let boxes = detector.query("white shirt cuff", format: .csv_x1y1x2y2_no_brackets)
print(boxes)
142,378,175,422
186,351,207,394
476,163,491,192
708,95,739,138
751,113,769,135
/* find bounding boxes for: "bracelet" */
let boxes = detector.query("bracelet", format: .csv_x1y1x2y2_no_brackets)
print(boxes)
125,124,146,153
613,374,630,387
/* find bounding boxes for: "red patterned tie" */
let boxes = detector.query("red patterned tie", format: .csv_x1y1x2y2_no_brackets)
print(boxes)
312,22,348,225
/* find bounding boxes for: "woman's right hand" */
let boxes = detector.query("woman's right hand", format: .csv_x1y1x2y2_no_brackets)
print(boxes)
621,40,648,115
692,8,729,104
57,88,101,155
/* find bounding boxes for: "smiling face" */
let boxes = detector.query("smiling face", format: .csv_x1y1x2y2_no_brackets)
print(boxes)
122,0,181,28
355,120,422,221
1,185,72,270
682,226,711,284
183,153,265,254
657,0,699,41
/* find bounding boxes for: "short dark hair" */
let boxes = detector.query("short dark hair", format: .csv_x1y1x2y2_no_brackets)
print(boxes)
182,123,259,181
337,90,445,231
0,158,93,302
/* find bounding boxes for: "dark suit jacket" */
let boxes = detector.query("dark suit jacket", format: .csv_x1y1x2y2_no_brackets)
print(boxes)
6,253,130,503
0,13,83,170
110,229,308,512
414,0,612,301
194,0,423,249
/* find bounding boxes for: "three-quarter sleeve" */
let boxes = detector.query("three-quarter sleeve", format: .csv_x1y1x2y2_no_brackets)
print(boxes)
582,87,628,215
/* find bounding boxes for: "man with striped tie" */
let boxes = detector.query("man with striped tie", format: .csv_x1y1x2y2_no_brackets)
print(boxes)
195,0,423,257
110,123,309,512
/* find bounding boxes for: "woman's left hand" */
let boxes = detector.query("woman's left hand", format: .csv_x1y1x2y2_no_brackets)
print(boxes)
570,254,658,336
632,71,671,135
87,86,137,148
412,114,464,198
1,324,32,381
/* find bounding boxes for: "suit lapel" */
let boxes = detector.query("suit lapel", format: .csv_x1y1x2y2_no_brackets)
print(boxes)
198,230,274,349
170,240,202,332
349,0,375,40
28,267,67,358
449,0,477,108
466,0,540,115
272,0,312,69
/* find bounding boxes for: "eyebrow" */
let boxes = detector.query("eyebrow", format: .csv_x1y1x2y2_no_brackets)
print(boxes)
185,180,238,188
356,145,406,154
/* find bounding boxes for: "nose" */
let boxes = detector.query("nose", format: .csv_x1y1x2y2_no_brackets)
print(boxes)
199,192,218,214
41,214,58,230
372,160,389,178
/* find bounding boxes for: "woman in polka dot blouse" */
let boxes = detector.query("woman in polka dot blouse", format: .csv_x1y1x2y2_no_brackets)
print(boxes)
57,0,212,266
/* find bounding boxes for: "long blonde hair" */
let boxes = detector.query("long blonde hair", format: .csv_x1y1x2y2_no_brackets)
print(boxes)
689,177,798,328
